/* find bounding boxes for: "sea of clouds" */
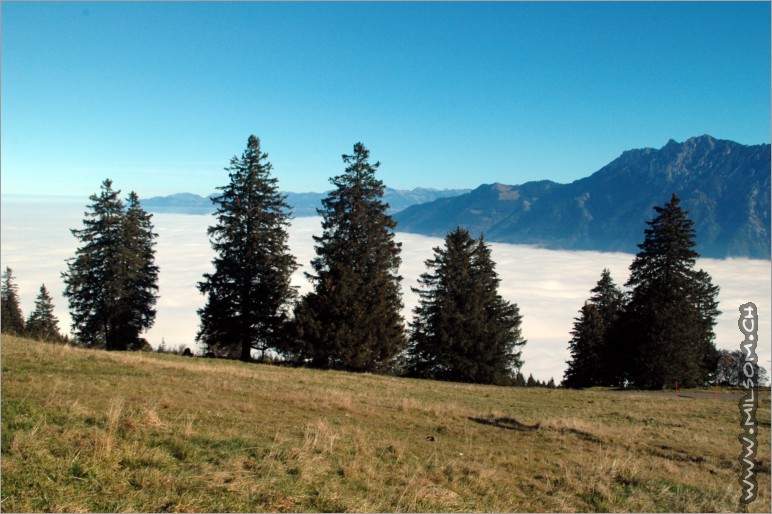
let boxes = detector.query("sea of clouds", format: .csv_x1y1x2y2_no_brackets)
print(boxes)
2,197,770,383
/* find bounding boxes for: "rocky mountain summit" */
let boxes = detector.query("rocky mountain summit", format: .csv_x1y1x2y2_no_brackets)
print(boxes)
394,136,771,259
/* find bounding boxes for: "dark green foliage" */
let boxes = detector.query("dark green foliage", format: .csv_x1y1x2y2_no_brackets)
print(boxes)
1,267,25,335
514,371,526,387
563,303,607,388
62,180,159,350
288,143,405,372
197,136,298,361
117,193,160,350
407,228,525,385
622,194,720,389
563,196,721,389
590,269,626,331
563,269,625,388
546,377,556,388
26,285,63,342
526,373,536,387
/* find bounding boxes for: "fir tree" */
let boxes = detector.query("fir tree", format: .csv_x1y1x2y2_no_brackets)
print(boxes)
1,267,25,335
197,136,298,361
623,194,720,388
63,180,126,348
26,284,62,342
589,269,625,331
526,373,536,387
116,192,159,350
546,377,556,389
590,269,627,385
289,143,405,372
563,269,625,388
406,227,525,384
563,302,606,388
63,180,158,350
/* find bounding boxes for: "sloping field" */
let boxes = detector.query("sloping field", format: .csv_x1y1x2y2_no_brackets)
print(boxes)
2,335,770,512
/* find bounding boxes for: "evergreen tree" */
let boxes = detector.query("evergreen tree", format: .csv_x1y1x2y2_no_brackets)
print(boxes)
547,377,556,389
514,370,527,387
563,269,625,388
622,194,720,388
1,267,25,335
406,227,525,384
63,180,126,348
289,143,405,372
116,192,159,350
197,136,298,361
26,284,62,342
589,269,625,331
63,180,158,350
526,373,536,387
692,269,721,382
563,302,606,388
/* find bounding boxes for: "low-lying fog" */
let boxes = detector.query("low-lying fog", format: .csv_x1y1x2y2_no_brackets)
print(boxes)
3,198,770,382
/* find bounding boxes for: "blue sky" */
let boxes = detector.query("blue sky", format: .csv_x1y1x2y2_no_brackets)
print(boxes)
2,1,770,199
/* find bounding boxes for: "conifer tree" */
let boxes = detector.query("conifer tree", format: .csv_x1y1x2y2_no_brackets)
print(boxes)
63,180,158,350
197,136,298,361
563,302,606,388
406,227,525,385
26,284,62,342
1,267,25,335
590,269,625,331
63,180,126,348
116,192,159,350
289,143,405,372
622,194,720,388
526,373,536,387
563,269,625,388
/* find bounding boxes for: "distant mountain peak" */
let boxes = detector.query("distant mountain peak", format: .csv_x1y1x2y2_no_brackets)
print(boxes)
395,136,771,259
143,186,471,217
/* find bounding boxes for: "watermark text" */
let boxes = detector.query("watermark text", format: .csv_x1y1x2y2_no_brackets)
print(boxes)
738,302,758,505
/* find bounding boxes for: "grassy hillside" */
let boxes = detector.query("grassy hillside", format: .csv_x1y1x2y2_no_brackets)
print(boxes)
2,335,770,512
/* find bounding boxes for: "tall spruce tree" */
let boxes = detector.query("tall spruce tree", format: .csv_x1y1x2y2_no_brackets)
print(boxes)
1,267,25,335
63,180,158,350
26,284,62,342
563,302,606,388
622,194,720,388
63,180,126,348
197,136,298,361
589,269,625,331
563,269,625,388
115,192,160,349
590,269,627,385
406,227,525,385
289,143,405,372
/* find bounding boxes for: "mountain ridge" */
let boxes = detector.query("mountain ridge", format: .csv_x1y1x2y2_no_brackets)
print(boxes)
142,187,472,217
394,135,771,259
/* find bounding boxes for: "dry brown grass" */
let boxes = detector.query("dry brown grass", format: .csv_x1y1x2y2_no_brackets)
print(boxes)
2,335,770,512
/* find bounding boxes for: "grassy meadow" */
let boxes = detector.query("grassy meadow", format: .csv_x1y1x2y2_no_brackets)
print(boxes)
2,335,770,512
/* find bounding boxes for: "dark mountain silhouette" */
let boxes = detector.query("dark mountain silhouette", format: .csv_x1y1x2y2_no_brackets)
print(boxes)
394,136,771,259
143,188,471,217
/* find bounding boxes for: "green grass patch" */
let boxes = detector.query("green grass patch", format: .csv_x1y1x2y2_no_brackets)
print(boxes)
2,335,770,512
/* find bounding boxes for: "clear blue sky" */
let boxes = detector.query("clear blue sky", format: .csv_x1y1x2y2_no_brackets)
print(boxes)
2,1,770,198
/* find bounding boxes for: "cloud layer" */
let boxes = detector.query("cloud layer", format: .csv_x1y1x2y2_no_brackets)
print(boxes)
3,199,770,382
